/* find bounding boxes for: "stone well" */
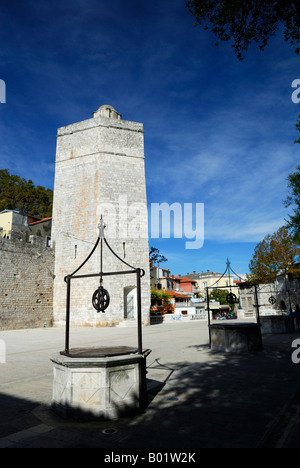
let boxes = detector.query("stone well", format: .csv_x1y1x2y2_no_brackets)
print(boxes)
50,216,151,420
209,323,262,353
260,315,295,335
51,347,150,420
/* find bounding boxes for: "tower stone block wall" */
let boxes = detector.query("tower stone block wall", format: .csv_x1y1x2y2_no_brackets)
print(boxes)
51,106,150,327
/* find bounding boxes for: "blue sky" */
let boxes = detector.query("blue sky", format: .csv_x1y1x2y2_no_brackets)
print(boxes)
0,0,299,277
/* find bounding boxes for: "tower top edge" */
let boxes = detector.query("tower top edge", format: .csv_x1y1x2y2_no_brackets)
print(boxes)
57,106,144,135
93,105,122,120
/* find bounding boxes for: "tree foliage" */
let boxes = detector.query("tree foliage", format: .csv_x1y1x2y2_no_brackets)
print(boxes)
285,164,300,243
149,246,168,265
248,226,300,283
295,114,300,144
186,0,300,60
0,169,53,218
151,288,171,304
209,288,232,306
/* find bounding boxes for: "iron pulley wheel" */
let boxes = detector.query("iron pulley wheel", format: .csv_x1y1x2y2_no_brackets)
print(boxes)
226,292,237,305
92,286,110,313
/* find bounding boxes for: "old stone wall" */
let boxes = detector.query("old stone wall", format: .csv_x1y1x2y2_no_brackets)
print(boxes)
0,230,54,330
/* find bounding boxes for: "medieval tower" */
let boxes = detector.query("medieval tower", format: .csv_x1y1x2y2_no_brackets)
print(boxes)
51,105,150,326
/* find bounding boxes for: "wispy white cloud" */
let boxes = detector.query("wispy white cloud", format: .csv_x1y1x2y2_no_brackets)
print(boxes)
145,92,299,244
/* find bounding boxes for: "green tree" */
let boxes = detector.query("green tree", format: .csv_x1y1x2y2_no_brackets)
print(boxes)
151,288,171,305
186,0,300,61
285,164,300,243
149,246,168,265
209,288,232,306
0,169,53,218
248,226,300,283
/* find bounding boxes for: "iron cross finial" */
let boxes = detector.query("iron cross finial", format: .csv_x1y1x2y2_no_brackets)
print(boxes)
98,215,106,239
226,258,231,269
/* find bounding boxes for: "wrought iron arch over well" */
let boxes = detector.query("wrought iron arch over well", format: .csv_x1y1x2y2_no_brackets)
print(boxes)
205,259,262,349
62,216,145,356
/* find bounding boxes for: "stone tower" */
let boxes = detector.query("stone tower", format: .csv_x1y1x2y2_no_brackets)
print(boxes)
51,105,150,326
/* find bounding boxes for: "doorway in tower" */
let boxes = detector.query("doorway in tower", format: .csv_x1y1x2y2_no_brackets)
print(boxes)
124,286,137,319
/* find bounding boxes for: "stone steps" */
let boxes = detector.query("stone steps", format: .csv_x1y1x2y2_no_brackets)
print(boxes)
116,320,137,328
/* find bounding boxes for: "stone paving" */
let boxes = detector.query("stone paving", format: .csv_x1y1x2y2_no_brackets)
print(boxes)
0,320,300,448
